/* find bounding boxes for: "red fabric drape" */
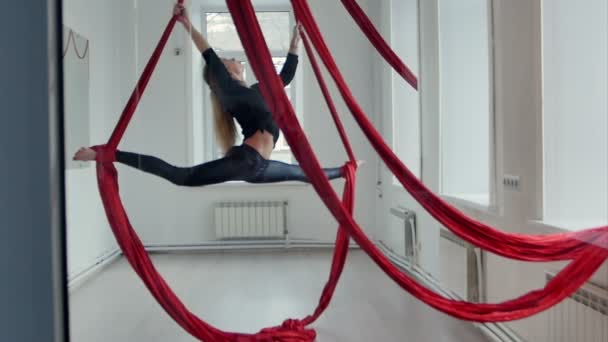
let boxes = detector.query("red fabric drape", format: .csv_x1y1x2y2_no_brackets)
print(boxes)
290,0,608,261
90,0,608,340
339,0,418,90
93,1,355,341
228,0,608,321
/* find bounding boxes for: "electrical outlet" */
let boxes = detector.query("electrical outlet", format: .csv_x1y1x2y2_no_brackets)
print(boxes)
503,174,521,190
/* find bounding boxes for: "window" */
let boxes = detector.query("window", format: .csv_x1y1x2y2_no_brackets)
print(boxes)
206,12,291,52
391,0,421,184
542,0,607,228
200,10,300,164
438,0,494,206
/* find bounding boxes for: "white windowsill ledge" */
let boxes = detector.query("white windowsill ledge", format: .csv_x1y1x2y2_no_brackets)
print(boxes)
206,180,311,188
389,186,500,217
441,193,498,216
529,219,608,234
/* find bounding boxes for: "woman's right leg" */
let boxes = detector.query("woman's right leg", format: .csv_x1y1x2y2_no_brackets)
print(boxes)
251,159,344,183
115,150,247,186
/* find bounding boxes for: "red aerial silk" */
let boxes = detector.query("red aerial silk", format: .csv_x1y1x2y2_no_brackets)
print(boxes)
90,0,608,340
289,0,608,260
228,0,608,321
93,0,355,340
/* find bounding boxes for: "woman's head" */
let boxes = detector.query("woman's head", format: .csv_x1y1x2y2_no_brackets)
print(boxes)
202,58,245,89
203,58,245,83
220,57,245,81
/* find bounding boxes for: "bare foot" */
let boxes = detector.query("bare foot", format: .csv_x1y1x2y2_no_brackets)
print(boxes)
73,147,97,161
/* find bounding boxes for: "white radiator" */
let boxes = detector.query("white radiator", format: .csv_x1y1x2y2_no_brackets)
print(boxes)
439,228,485,302
546,272,608,341
389,207,420,266
214,201,288,239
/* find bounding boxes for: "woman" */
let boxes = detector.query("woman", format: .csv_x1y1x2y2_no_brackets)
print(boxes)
74,4,359,186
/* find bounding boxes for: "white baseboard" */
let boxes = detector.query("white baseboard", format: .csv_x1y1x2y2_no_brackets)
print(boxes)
67,240,357,292
143,238,359,253
376,241,525,342
67,248,122,292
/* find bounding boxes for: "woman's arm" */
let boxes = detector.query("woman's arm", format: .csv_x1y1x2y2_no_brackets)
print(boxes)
279,24,302,86
174,4,210,54
288,24,302,55
186,26,211,55
174,4,241,94
279,54,298,86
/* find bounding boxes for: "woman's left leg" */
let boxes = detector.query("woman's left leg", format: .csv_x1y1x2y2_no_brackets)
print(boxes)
115,150,250,186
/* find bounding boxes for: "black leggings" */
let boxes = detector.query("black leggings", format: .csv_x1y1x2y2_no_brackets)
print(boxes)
115,144,344,186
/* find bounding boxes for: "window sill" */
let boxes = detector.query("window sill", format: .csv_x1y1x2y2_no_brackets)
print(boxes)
206,180,311,188
389,186,499,217
529,219,608,233
441,193,499,216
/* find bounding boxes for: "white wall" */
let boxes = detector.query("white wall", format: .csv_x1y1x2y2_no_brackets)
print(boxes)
372,0,607,341
116,0,379,244
63,0,136,279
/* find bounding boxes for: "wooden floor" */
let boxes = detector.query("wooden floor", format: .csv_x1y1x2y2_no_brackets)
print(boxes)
69,250,489,341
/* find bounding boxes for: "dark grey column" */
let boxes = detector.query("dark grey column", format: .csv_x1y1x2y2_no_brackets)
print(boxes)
0,0,68,341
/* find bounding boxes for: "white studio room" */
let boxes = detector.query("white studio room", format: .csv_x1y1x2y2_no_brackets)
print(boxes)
1,0,606,342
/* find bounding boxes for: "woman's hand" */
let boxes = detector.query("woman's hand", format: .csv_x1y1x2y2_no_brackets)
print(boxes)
173,3,191,27
289,23,303,54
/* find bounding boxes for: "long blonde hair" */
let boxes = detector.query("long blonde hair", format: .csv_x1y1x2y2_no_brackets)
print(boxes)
203,65,237,153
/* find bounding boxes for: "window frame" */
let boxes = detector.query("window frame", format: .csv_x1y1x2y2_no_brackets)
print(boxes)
390,0,423,187
436,0,498,212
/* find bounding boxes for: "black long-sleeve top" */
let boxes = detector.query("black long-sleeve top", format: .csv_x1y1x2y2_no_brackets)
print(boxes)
202,48,298,145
